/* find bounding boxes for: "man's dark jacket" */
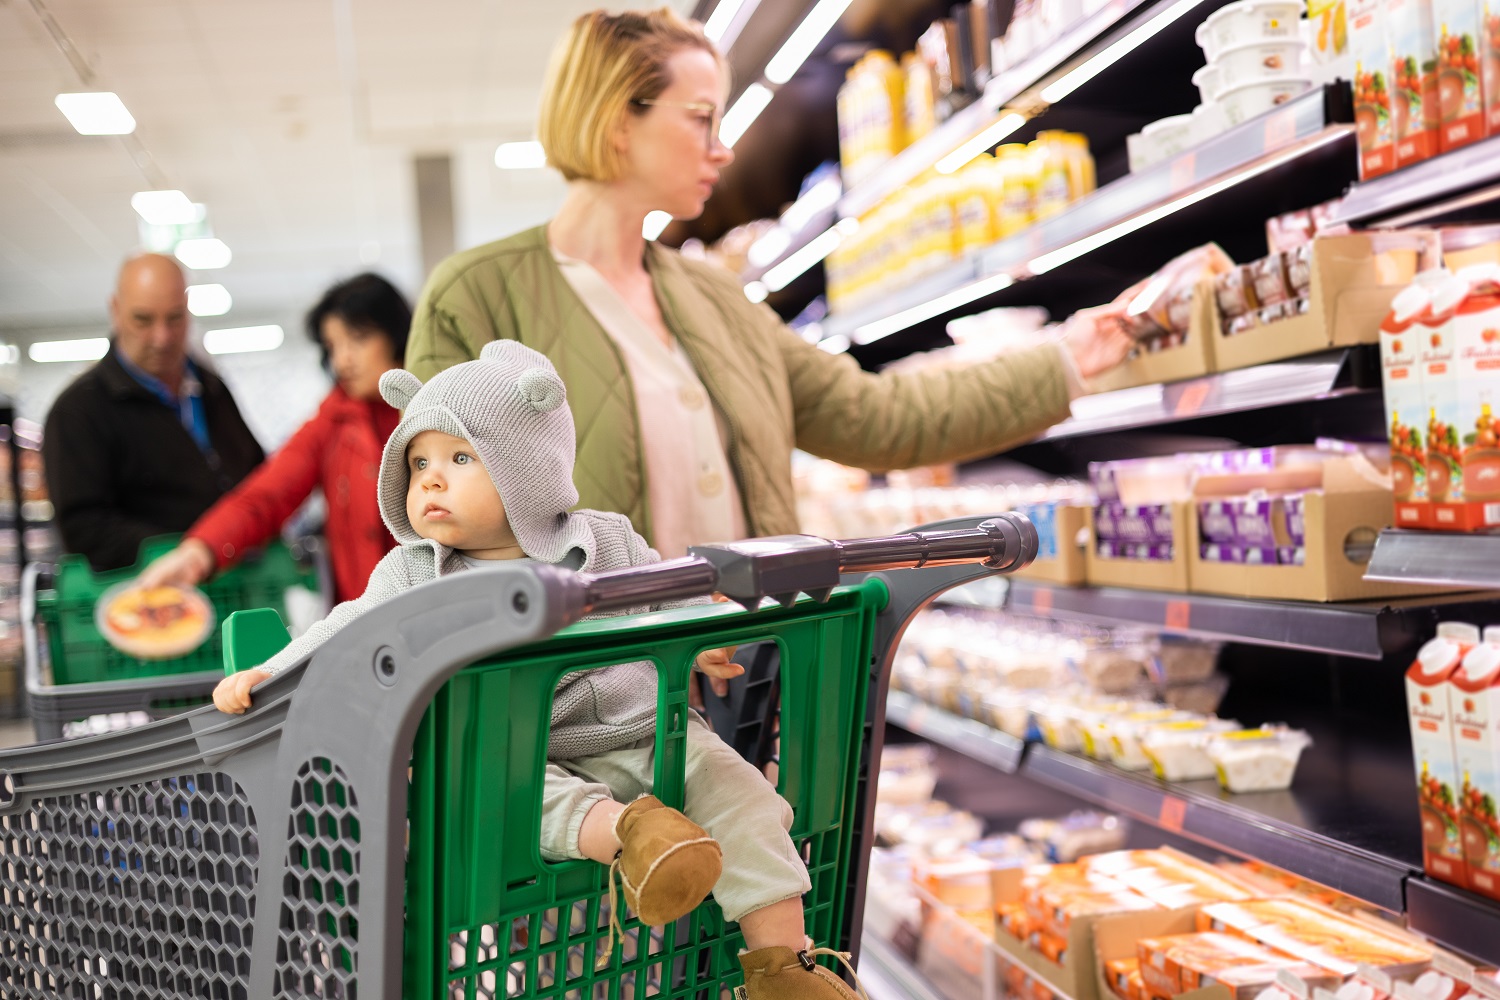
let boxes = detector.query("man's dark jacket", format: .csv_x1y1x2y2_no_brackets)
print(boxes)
42,345,265,571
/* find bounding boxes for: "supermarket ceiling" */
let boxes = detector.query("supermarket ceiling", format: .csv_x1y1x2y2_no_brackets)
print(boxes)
0,0,706,337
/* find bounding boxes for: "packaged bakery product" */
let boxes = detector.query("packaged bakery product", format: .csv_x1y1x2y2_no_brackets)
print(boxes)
1252,254,1293,307
1206,726,1313,792
96,581,216,660
1141,718,1244,781
1218,265,1260,318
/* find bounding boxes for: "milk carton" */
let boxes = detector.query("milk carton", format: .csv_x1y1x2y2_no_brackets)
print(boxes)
1444,264,1500,529
1353,0,1397,176
1390,0,1442,167
1454,626,1500,900
1407,622,1480,887
1381,281,1434,526
1434,0,1490,150
1421,276,1470,510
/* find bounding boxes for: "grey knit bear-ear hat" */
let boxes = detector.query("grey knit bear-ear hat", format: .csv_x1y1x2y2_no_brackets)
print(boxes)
376,341,579,561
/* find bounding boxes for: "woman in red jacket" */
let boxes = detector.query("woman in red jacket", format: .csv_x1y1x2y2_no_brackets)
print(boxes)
140,274,408,602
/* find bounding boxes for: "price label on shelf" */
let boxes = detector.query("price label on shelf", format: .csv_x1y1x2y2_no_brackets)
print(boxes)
1158,795,1187,832
1165,600,1191,630
1264,108,1297,150
1170,153,1197,194
1173,379,1213,417
1032,587,1054,615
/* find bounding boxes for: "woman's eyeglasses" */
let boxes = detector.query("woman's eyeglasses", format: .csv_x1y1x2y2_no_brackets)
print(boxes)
631,98,723,149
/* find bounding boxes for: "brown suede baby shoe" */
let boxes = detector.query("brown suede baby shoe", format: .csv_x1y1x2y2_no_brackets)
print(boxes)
735,945,870,1000
613,794,722,927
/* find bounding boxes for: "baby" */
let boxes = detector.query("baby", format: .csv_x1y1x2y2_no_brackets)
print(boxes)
212,341,864,999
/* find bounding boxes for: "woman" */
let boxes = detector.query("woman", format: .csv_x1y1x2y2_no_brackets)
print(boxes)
406,10,1129,561
140,274,409,602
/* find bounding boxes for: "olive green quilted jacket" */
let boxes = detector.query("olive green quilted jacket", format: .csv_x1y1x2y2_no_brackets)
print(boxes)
405,224,1071,545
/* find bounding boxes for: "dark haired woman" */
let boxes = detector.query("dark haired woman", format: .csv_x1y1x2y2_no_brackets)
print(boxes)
140,273,410,601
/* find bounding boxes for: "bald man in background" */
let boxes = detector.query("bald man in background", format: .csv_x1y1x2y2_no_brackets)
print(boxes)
43,253,264,571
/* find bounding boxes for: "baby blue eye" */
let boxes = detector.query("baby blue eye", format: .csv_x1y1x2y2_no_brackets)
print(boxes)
413,458,427,471
454,453,471,465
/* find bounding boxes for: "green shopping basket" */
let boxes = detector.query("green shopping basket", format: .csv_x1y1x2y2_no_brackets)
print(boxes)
0,517,1037,999
35,533,319,685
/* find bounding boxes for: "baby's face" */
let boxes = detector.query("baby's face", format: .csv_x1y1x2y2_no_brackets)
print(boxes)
405,430,520,557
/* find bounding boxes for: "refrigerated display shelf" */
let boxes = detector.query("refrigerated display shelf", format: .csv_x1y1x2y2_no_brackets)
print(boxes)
821,84,1353,344
886,696,1419,913
1004,580,1500,659
1331,133,1500,228
836,0,1167,221
1405,877,1500,967
885,690,1026,773
1041,346,1376,440
860,933,949,1000
1365,529,1500,591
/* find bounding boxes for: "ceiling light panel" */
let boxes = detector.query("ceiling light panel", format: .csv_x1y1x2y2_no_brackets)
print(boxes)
175,238,233,270
54,92,135,135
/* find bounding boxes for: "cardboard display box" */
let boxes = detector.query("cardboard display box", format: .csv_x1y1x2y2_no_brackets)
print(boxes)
1187,457,1457,602
991,866,1212,1000
1212,233,1434,373
1085,501,1192,593
1093,909,1234,1000
1092,279,1218,393
1018,504,1089,586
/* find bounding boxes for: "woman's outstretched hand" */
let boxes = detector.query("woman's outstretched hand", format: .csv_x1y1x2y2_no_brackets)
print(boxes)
138,538,215,591
1060,303,1134,382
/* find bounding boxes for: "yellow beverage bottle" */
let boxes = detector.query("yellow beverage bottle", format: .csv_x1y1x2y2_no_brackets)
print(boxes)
902,52,937,145
996,144,1037,238
1033,131,1072,219
956,154,995,252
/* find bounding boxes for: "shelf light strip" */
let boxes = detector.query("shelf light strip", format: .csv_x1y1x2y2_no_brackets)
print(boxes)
935,112,1028,175
1029,128,1352,274
1038,0,1212,103
851,272,1016,345
720,82,774,148
763,223,848,291
764,0,857,84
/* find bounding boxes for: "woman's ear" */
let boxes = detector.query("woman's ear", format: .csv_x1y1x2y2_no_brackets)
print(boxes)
379,369,423,410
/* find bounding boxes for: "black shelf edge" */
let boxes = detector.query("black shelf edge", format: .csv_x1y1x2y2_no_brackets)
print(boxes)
1018,745,1416,913
821,85,1352,343
1006,580,1500,659
1331,133,1500,227
1365,530,1500,591
1042,347,1373,441
1405,877,1500,966
884,691,1027,773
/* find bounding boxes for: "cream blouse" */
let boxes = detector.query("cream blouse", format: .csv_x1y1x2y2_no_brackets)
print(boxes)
552,249,748,558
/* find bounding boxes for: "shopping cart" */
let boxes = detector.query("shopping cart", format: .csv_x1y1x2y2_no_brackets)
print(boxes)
22,535,320,740
0,515,1035,999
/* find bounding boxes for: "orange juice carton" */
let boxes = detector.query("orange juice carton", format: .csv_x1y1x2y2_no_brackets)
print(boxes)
1408,622,1480,886
1454,626,1500,900
1443,265,1500,529
1382,280,1435,525
1434,0,1491,150
1421,275,1472,514
1354,0,1398,177
1390,0,1442,167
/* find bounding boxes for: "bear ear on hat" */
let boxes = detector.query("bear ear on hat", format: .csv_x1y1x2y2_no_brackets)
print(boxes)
514,368,567,413
379,369,424,410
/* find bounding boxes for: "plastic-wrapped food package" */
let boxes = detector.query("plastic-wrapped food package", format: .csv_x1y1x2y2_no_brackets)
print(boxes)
984,686,1037,739
1083,636,1154,693
1206,726,1313,792
1163,673,1232,715
1107,710,1201,770
1140,718,1244,781
1155,638,1224,684
1019,811,1129,862
877,744,940,806
1120,243,1238,339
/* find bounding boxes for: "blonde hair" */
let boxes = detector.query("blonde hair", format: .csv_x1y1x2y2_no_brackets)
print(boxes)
537,8,722,183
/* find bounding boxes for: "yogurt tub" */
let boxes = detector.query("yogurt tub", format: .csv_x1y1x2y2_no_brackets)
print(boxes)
1192,63,1223,103
1213,39,1307,89
1219,77,1313,126
1206,725,1313,792
1140,719,1242,781
1196,0,1306,62
1107,710,1199,770
1193,101,1231,142
1141,113,1200,159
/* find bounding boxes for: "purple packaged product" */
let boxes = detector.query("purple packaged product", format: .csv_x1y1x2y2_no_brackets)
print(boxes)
1198,501,1237,544
1145,504,1175,543
1231,497,1278,548
1240,546,1279,565
1097,540,1125,559
1115,507,1154,545
1145,542,1175,561
1093,502,1123,542
1282,494,1307,547
1089,463,1121,501
1278,546,1306,566
1200,543,1240,562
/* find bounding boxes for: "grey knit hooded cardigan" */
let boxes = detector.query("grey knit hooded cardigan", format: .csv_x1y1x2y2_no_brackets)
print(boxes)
256,340,695,759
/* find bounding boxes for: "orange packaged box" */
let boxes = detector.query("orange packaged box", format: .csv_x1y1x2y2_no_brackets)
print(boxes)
1138,932,1339,1000
915,851,996,935
999,902,1034,941
1197,899,1433,977
1107,958,1145,1000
